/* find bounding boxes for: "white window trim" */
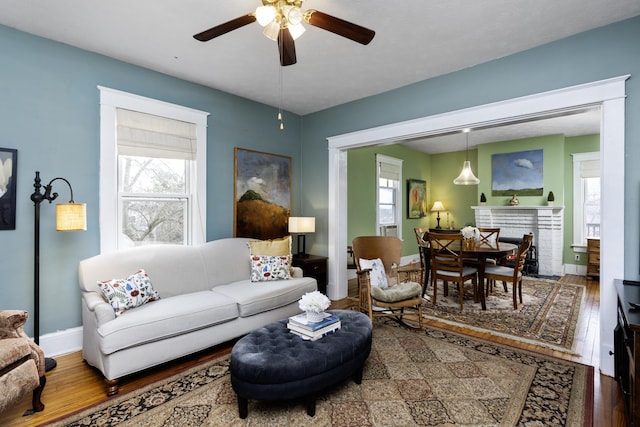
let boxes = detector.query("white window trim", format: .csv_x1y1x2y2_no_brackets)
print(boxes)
98,86,209,253
375,154,403,238
572,151,600,249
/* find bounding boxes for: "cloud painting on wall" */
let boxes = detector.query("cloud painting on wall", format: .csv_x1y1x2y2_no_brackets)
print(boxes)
491,149,543,197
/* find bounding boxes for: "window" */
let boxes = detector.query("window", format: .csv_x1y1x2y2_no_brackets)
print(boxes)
572,152,600,247
99,87,209,253
376,154,402,237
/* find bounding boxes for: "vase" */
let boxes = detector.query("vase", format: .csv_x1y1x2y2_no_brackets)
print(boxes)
463,238,475,250
306,311,326,323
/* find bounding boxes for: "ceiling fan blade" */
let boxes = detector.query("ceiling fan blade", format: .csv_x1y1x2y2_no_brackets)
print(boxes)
193,14,256,42
278,28,297,66
304,10,375,45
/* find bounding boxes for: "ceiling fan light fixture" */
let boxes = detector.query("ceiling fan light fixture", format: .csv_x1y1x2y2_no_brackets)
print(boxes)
256,5,277,26
288,23,306,40
287,6,303,25
263,21,280,41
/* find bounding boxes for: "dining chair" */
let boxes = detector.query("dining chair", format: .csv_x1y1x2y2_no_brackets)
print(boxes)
426,232,478,311
352,236,423,329
483,233,534,309
413,227,430,296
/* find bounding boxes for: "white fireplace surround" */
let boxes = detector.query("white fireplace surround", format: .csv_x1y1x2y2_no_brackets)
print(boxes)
472,206,564,276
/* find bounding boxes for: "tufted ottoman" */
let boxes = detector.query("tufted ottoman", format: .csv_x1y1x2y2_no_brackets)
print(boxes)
230,309,372,418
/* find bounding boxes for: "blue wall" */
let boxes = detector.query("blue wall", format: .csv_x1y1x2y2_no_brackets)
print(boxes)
2,15,640,339
302,16,640,275
0,25,303,336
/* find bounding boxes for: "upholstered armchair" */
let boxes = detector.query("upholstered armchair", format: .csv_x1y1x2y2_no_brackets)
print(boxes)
0,310,46,415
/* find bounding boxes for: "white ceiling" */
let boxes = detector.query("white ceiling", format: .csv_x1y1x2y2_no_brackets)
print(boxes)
1,0,637,151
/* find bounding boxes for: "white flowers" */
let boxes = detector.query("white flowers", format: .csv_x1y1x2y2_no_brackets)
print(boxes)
298,291,330,313
461,226,480,240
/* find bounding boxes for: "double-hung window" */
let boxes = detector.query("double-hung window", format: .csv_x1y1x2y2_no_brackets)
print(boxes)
572,151,600,247
99,87,209,252
376,154,402,237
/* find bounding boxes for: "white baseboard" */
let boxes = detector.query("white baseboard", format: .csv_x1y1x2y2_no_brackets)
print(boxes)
564,263,587,276
36,326,83,358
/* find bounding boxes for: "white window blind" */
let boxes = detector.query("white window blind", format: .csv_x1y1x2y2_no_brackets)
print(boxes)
580,159,600,178
116,108,197,160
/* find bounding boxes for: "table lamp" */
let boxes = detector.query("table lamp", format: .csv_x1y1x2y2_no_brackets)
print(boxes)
431,201,445,229
288,216,315,256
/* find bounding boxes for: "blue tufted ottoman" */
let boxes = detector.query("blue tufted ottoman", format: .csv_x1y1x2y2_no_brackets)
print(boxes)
230,309,372,418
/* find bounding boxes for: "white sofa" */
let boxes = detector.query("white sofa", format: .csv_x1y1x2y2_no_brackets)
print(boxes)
78,237,317,395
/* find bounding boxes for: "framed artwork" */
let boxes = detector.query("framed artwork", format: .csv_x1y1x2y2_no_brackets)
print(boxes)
407,179,427,219
491,149,544,196
234,148,292,239
0,148,17,230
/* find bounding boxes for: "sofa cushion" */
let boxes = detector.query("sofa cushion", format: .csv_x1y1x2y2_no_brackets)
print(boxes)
250,255,291,282
97,269,161,316
97,291,238,355
213,277,317,317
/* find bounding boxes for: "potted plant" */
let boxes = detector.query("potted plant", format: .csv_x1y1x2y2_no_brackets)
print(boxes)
547,191,555,206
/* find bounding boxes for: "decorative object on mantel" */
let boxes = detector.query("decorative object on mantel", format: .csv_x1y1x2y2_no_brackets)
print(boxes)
431,200,445,229
298,290,330,322
508,194,520,206
453,129,480,185
480,192,487,205
547,191,555,206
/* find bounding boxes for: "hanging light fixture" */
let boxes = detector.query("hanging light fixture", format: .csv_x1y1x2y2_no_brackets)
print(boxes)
255,1,306,42
453,129,480,185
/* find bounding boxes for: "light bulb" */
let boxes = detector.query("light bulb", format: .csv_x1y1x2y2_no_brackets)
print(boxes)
255,6,277,26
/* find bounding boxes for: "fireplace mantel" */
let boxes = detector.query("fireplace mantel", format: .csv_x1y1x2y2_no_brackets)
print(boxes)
472,205,564,276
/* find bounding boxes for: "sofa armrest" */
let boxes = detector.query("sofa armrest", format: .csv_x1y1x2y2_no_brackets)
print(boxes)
291,266,303,278
0,310,28,339
82,292,116,326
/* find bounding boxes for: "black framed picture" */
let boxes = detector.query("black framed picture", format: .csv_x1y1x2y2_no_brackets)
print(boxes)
0,148,17,230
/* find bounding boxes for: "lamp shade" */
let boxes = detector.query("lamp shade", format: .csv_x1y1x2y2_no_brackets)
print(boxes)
453,160,480,185
288,217,315,233
56,203,87,231
431,201,445,212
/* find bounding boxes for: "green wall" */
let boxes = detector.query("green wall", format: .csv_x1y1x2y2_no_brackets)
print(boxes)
347,134,599,266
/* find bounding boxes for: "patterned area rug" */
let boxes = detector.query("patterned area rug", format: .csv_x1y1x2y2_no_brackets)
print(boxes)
421,277,585,353
45,321,593,426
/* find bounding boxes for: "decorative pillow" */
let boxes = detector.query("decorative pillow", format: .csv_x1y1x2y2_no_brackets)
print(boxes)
250,255,291,282
248,236,293,276
97,269,160,316
358,258,389,289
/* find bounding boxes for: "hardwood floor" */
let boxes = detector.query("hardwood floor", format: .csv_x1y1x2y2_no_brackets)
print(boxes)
0,275,626,426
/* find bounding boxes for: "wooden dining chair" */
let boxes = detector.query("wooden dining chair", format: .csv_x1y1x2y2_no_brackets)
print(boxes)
483,233,534,309
427,232,478,310
414,227,430,296
352,236,423,328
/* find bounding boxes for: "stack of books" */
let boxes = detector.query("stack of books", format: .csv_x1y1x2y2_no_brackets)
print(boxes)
287,312,341,341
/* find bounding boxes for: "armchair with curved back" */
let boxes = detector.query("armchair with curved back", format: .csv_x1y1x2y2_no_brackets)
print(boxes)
0,310,46,416
352,236,423,329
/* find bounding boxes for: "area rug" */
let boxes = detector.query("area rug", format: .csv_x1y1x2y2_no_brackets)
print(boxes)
43,321,593,427
421,277,585,353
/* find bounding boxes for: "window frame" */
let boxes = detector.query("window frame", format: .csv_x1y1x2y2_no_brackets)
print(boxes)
99,86,209,253
572,151,600,249
375,154,403,237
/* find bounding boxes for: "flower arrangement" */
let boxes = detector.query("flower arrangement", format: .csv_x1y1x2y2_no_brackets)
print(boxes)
298,291,331,314
461,226,480,240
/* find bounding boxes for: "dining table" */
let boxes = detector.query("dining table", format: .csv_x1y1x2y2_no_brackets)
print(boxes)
419,239,518,310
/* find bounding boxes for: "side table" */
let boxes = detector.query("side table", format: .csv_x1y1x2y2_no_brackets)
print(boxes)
292,254,327,294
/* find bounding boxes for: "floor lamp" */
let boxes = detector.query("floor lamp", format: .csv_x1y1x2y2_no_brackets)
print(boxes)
30,171,86,372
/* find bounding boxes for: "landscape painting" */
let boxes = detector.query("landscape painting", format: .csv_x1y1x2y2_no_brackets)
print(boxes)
234,148,291,239
491,149,544,196
0,148,17,230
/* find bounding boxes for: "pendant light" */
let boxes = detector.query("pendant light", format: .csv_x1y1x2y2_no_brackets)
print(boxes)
453,129,480,185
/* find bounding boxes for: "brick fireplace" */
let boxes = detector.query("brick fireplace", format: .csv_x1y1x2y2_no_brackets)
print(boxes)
472,206,564,276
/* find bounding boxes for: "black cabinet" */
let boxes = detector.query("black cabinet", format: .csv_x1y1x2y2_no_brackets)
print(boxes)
292,255,327,294
615,279,640,425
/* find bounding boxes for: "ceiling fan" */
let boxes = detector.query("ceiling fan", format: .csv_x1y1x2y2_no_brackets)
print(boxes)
193,0,375,66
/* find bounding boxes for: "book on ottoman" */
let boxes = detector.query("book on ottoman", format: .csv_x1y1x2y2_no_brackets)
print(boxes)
287,313,341,340
288,313,340,331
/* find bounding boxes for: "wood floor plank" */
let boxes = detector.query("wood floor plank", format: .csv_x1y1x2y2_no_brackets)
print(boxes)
0,275,622,426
